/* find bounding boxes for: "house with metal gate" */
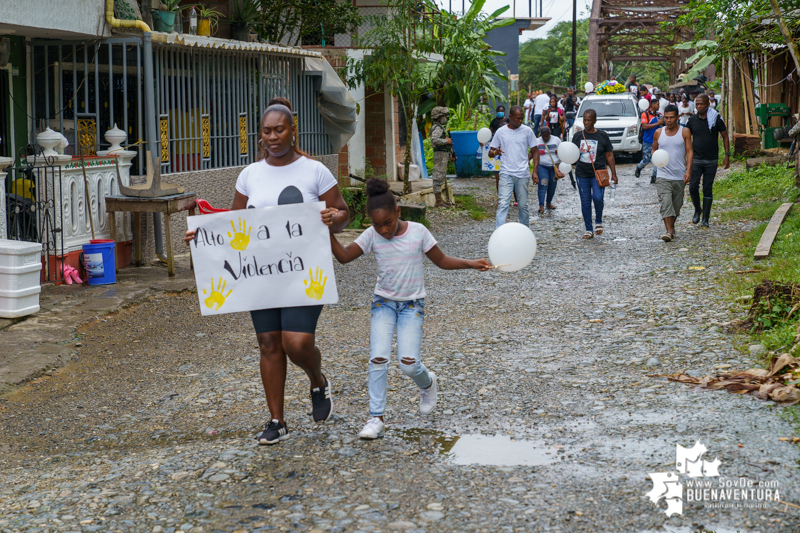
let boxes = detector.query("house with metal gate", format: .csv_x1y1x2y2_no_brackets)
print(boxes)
0,1,355,282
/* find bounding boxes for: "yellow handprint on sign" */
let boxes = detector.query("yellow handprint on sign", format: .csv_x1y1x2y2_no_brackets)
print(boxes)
227,217,251,251
203,277,232,310
303,267,327,301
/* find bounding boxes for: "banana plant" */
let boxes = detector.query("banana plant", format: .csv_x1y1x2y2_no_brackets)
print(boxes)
675,40,719,81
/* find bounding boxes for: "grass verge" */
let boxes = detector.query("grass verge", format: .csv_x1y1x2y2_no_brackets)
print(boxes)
714,163,800,441
454,194,489,221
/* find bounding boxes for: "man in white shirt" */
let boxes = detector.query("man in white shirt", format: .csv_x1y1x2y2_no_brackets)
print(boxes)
523,94,533,125
532,91,551,136
488,105,537,228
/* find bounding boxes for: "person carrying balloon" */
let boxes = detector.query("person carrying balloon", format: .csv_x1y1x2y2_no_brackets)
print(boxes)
488,105,538,229
328,178,491,440
651,105,693,242
567,108,618,239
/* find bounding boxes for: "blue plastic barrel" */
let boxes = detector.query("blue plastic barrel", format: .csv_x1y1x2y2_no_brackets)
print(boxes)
82,241,116,285
450,131,490,177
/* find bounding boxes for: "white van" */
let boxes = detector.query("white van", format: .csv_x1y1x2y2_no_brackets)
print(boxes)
568,93,643,162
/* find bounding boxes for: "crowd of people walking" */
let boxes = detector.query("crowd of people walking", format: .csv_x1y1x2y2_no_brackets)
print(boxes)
490,81,729,243
179,82,732,446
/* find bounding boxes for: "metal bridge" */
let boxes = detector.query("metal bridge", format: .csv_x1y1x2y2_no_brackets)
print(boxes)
587,0,692,85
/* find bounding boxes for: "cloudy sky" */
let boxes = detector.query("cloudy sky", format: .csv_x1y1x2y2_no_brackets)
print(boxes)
431,0,592,42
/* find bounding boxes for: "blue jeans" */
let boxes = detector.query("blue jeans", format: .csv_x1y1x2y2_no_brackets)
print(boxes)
637,141,657,177
537,165,557,207
368,295,431,417
566,118,575,131
576,176,604,232
533,114,542,136
496,172,530,228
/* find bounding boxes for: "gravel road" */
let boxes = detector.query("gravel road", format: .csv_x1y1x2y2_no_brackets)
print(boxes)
1,163,798,533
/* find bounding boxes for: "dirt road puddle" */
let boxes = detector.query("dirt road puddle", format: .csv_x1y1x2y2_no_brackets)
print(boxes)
398,429,566,466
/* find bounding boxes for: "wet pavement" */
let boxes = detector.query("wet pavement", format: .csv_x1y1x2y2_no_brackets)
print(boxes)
0,163,799,533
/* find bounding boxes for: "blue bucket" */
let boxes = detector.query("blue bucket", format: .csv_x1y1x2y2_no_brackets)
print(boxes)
450,131,490,177
82,242,116,285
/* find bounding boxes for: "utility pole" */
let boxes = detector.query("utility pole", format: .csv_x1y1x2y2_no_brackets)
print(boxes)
570,0,577,87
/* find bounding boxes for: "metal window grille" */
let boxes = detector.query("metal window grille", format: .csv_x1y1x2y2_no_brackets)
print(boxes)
152,46,331,174
29,39,147,176
29,38,333,178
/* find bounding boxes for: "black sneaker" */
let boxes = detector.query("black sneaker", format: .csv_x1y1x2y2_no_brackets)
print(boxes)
650,174,656,184
310,376,333,423
256,419,289,445
635,166,641,178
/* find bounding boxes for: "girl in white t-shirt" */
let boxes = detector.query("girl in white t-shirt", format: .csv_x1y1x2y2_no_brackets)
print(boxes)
329,179,490,439
184,104,350,446
678,95,694,126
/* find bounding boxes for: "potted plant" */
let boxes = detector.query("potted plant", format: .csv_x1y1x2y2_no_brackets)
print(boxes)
195,4,222,37
152,0,182,33
228,0,261,41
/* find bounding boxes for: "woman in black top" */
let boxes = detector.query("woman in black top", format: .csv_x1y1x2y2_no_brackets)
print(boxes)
571,109,618,238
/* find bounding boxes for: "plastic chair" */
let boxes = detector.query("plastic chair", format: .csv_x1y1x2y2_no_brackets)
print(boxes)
195,199,230,214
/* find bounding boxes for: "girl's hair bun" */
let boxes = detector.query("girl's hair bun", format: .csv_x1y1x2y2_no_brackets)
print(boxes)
366,178,390,197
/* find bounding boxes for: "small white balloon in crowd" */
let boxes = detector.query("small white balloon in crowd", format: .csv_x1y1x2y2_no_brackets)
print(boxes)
584,82,594,93
477,127,492,145
557,142,580,165
638,98,649,112
558,162,572,175
652,149,670,168
488,223,537,272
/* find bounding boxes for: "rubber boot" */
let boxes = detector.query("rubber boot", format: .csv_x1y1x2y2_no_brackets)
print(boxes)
690,189,702,224
701,198,712,228
434,192,446,207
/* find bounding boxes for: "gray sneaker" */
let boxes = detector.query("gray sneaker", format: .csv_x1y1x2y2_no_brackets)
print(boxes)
419,372,438,415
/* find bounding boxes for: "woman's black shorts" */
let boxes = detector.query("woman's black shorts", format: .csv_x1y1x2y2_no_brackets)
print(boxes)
250,305,323,335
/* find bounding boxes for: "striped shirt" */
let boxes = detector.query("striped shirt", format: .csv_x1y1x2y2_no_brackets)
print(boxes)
354,222,437,301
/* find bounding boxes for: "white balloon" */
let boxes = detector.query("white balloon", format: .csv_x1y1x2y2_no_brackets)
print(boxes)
557,142,580,165
558,162,572,175
638,98,649,112
488,223,537,272
584,82,594,93
652,149,670,168
477,127,492,144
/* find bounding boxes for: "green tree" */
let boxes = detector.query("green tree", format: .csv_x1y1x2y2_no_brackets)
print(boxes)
519,20,589,90
426,0,514,121
671,0,800,60
256,0,362,46
347,0,438,194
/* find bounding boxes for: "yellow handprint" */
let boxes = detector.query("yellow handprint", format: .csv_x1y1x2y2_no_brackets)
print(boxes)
303,267,327,301
202,277,232,310
227,217,251,251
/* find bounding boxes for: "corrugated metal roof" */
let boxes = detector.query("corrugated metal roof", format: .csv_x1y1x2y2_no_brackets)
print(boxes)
150,32,323,58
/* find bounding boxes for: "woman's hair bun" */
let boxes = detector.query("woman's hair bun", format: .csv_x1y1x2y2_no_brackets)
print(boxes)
366,178,390,197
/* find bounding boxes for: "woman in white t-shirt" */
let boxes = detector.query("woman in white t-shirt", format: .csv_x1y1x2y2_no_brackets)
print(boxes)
184,103,349,445
678,95,694,126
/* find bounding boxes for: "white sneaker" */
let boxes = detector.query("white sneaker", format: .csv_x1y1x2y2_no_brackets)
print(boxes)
358,417,385,440
419,372,438,415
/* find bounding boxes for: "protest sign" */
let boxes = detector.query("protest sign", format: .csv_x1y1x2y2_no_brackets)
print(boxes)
187,201,338,316
480,144,501,172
